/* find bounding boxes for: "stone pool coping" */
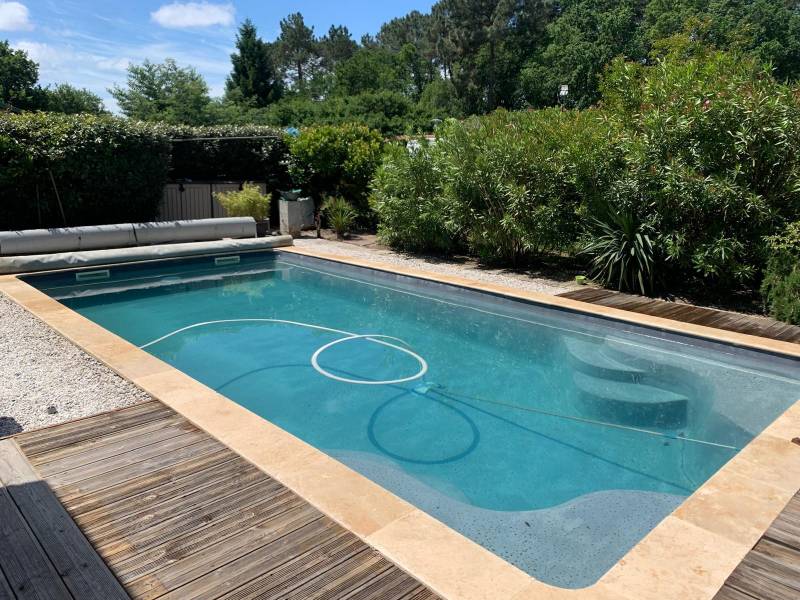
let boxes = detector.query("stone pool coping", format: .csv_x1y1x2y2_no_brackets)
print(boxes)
1,245,798,600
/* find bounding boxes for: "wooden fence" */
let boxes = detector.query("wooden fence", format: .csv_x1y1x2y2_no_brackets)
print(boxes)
158,181,268,221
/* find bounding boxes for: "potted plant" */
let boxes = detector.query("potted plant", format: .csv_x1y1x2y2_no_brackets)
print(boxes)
322,196,356,239
215,182,272,237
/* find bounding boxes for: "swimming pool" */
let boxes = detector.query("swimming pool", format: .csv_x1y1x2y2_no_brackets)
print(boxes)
25,250,800,588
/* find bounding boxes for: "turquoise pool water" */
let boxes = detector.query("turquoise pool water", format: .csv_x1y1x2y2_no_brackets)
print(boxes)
27,251,800,588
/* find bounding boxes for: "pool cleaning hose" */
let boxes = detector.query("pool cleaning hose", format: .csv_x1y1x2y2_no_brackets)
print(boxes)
139,318,428,386
140,319,738,452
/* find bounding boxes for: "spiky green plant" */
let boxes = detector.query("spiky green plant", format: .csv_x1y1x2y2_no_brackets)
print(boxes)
583,209,656,295
322,196,356,239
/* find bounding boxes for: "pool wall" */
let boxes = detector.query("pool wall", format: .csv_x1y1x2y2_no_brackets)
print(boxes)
1,245,799,600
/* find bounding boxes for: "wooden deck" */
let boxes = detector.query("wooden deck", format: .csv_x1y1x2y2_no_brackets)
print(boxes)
1,401,439,600
714,491,800,600
559,288,800,343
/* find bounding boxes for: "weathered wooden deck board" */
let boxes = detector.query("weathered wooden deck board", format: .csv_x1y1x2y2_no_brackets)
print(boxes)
559,287,800,343
0,439,128,600
714,492,800,600
6,401,439,600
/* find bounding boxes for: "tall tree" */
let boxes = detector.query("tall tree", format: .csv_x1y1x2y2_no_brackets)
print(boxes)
319,25,358,70
274,12,319,91
520,0,646,108
0,40,38,110
109,59,211,125
226,19,282,106
39,84,106,114
432,0,548,112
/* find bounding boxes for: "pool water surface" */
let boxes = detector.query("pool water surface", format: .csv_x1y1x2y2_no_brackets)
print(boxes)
26,251,800,588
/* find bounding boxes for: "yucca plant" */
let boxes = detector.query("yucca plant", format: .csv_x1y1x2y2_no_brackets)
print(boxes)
322,196,356,239
583,208,656,295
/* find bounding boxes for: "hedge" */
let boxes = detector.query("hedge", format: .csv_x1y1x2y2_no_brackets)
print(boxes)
0,118,297,230
0,113,170,229
373,51,800,302
373,109,618,263
156,124,290,185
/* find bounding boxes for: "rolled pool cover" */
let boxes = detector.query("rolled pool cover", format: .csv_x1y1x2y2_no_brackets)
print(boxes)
0,218,257,256
0,236,293,275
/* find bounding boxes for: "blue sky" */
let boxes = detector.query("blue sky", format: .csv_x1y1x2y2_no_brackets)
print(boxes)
0,1,434,111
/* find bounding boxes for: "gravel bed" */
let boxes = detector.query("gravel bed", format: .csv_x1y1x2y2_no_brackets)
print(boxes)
0,293,151,436
293,237,579,295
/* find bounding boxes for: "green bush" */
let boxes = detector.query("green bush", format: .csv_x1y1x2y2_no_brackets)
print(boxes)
321,196,356,238
0,112,170,229
595,53,800,289
157,124,290,185
214,182,271,221
436,109,617,263
372,140,459,254
761,222,800,325
287,124,384,218
373,110,617,262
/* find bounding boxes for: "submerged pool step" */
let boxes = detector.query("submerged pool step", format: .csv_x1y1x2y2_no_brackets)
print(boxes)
572,371,688,430
563,338,647,382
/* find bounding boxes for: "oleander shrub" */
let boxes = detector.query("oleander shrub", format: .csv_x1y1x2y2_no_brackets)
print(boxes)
0,112,170,229
286,124,384,218
440,109,620,263
372,141,459,254
593,53,800,289
761,222,800,325
214,182,271,221
374,110,618,262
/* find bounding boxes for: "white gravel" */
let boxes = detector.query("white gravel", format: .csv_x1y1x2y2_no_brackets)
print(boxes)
293,237,579,295
0,293,151,437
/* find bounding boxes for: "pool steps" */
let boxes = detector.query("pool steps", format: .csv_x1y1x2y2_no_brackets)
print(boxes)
572,371,689,429
564,338,689,429
562,337,646,382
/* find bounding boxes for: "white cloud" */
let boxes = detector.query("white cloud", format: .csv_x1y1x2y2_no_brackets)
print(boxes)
0,2,33,31
151,2,234,29
13,40,56,63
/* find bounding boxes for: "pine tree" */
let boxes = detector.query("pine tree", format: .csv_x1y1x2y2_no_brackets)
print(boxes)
274,13,319,91
226,19,282,106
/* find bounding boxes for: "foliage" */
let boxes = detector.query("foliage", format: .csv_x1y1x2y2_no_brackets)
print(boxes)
321,196,356,237
0,112,170,229
372,142,458,254
109,59,212,125
319,25,358,70
374,109,617,262
274,13,319,91
0,40,38,109
334,47,409,96
436,108,618,263
225,19,282,107
37,84,106,114
519,0,645,109
214,182,271,221
761,222,800,325
598,52,800,288
286,124,384,215
157,124,290,185
582,201,656,295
